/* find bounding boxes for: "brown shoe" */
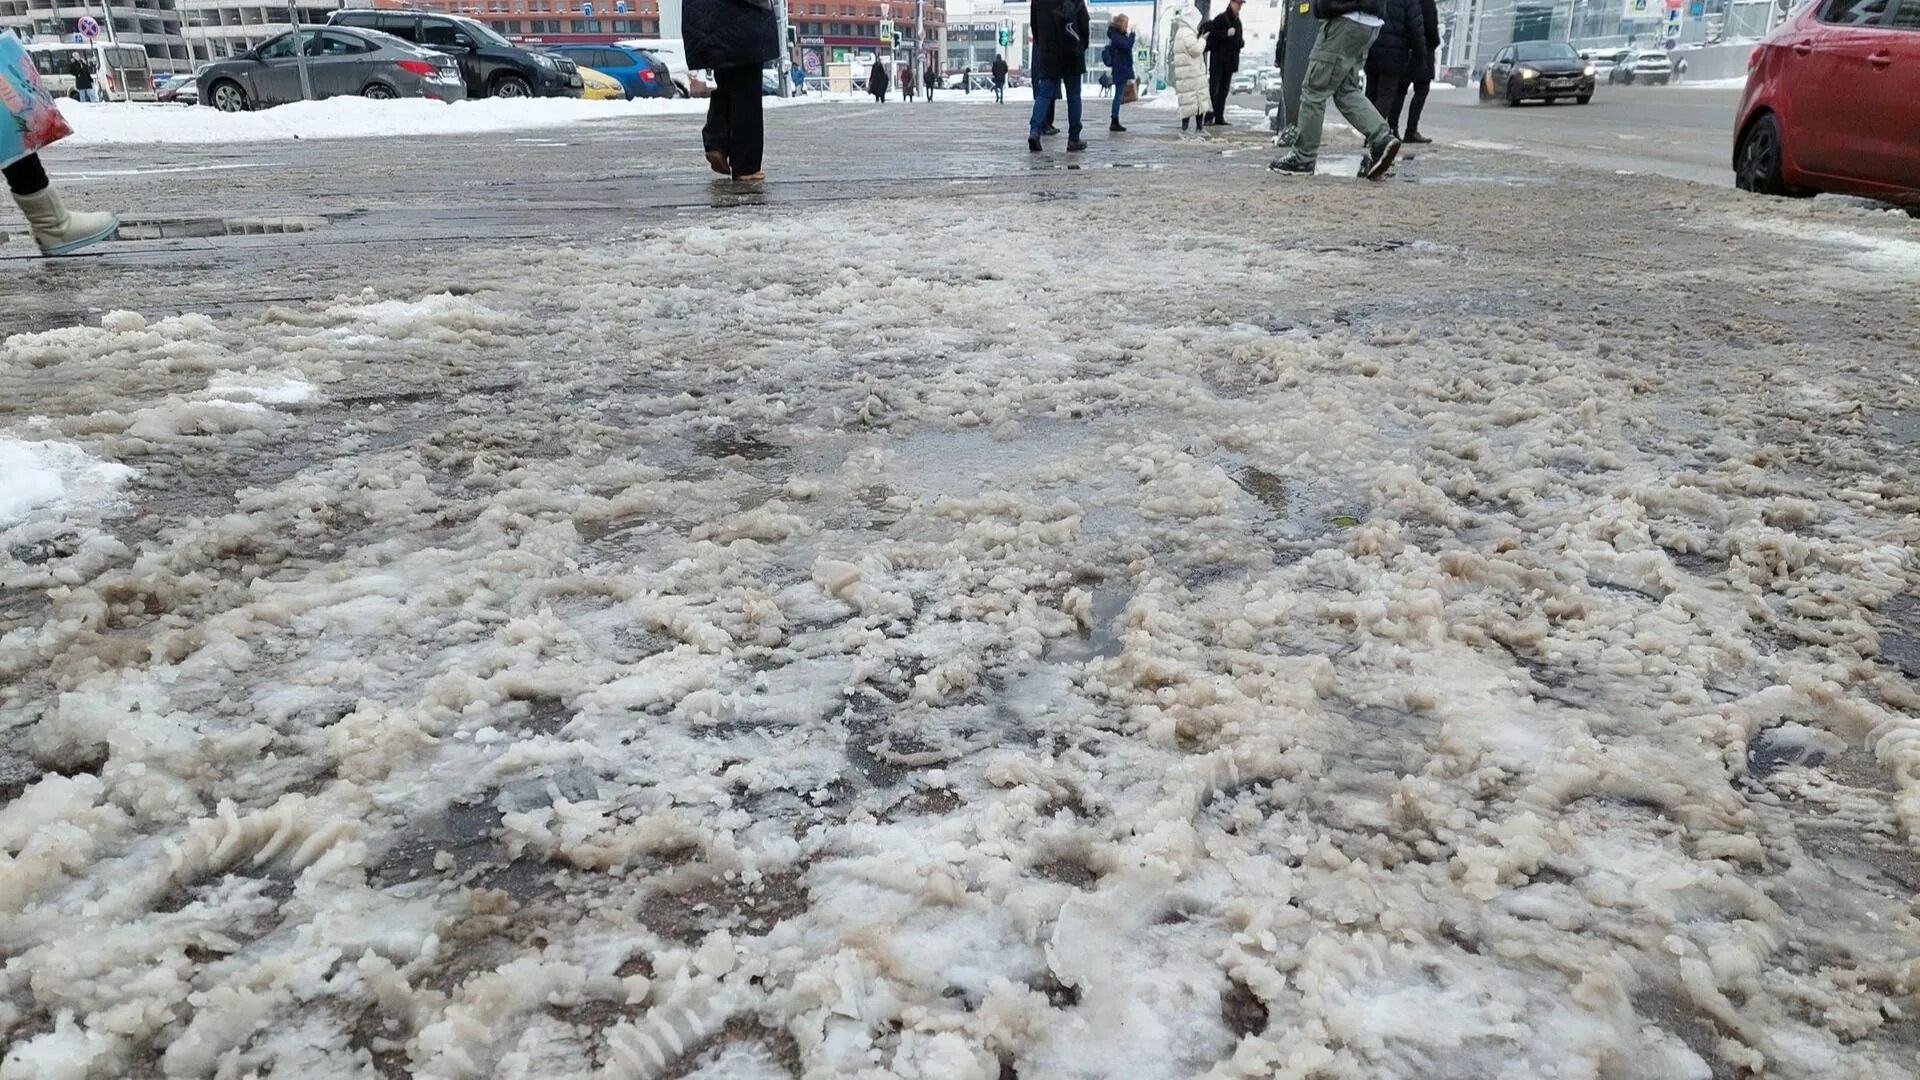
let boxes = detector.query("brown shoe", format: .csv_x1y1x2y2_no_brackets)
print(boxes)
704,149,730,175
733,172,766,183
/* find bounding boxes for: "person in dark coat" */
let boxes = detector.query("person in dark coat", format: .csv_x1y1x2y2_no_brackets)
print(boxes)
685,0,780,181
68,55,97,103
991,56,1007,102
900,62,916,101
925,57,939,100
1027,0,1090,152
870,57,889,101
1363,0,1425,136
1104,14,1136,131
1200,0,1245,125
1390,0,1438,141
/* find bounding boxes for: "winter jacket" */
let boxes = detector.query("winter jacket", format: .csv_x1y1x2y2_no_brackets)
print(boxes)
1201,7,1244,73
1310,0,1384,19
70,58,93,91
1168,15,1208,120
869,60,889,97
1105,27,1136,84
1030,0,1090,80
1366,0,1426,77
925,64,939,89
992,57,1009,84
683,0,779,71
1412,0,1439,80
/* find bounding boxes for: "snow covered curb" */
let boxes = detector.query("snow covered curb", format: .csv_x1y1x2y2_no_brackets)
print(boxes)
55,95,812,146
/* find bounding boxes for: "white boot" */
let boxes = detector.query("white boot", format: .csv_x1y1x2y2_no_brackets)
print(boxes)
13,188,118,256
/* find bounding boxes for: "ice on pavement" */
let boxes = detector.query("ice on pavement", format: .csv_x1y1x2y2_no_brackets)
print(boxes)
57,96,805,147
0,439,136,531
3,197,1920,1080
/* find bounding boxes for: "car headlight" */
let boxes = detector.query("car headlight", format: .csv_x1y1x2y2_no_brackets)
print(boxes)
1584,64,1596,76
1519,67,1539,80
534,54,555,70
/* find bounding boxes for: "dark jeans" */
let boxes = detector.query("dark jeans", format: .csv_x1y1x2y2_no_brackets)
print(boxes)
1393,78,1431,134
3,154,49,196
702,66,765,177
1365,62,1407,134
1029,77,1082,140
1208,63,1233,122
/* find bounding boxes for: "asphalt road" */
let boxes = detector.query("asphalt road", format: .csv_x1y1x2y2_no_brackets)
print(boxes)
1238,83,1745,188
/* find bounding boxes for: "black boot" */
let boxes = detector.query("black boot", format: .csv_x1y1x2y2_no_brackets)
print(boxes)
1110,118,1125,132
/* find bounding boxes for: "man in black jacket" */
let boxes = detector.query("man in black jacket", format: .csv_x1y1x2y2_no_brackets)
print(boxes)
1200,0,1245,125
1028,0,1090,152
1363,0,1424,136
1269,0,1401,179
1391,0,1440,141
685,0,781,181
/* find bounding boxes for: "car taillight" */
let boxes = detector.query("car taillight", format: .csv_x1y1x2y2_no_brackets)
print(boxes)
398,60,437,77
640,69,655,81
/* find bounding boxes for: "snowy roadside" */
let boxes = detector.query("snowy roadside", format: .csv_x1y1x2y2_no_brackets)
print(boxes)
55,95,814,147
3,145,1920,1079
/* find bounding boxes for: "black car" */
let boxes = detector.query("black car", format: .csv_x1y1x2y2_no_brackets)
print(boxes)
1477,41,1596,106
328,9,581,99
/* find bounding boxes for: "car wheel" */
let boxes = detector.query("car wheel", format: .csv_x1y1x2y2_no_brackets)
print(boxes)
209,80,249,113
1506,83,1523,106
361,82,397,100
1736,113,1810,198
492,74,532,98
1576,93,1592,104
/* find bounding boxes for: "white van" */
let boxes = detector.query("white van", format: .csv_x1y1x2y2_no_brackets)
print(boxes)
26,41,157,101
614,38,698,96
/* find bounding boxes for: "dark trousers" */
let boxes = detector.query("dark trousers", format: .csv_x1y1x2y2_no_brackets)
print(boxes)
702,66,765,178
1208,63,1233,122
3,154,49,196
1393,78,1431,134
1364,62,1407,134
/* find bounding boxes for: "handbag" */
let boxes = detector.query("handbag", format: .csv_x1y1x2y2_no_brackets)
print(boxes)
1122,79,1139,104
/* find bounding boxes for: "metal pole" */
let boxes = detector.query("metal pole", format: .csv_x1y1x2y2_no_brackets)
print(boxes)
777,0,791,96
287,0,314,101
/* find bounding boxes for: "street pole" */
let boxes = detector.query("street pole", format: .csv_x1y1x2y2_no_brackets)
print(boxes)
286,0,314,102
100,0,117,43
777,0,791,97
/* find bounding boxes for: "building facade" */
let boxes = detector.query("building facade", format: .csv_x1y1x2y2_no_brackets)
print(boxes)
0,0,195,72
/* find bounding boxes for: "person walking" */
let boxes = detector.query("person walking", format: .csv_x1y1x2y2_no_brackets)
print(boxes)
1391,0,1438,142
964,65,974,94
869,56,889,102
1363,0,1424,136
686,0,781,182
925,57,939,101
1169,7,1209,133
991,56,1007,102
900,62,916,102
1200,0,1245,125
3,33,118,255
1267,0,1402,179
67,54,97,103
1104,14,1136,132
1027,0,1089,153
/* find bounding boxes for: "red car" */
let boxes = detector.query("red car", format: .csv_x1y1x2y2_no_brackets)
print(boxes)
1733,0,1920,212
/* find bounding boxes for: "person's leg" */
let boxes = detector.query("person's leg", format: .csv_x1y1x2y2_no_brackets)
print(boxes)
1029,77,1058,139
1405,79,1431,137
702,77,732,174
1282,25,1346,166
3,154,50,196
1064,76,1083,142
1330,33,1392,152
1111,80,1123,121
723,66,764,177
1208,64,1229,123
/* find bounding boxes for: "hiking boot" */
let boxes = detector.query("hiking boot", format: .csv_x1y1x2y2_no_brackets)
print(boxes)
1268,156,1314,175
1359,135,1402,180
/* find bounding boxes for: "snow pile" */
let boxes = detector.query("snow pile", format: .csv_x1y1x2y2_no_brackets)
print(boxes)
2,188,1919,1079
0,439,135,530
56,94,808,146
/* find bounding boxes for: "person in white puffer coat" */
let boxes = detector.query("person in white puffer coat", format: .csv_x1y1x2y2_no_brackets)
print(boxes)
1168,9,1209,133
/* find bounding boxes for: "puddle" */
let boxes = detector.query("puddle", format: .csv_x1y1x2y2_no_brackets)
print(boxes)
884,421,1120,501
114,215,330,240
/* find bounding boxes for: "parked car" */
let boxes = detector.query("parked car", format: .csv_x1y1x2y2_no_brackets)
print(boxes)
1230,72,1255,94
1252,66,1283,93
578,65,624,100
198,26,466,112
1610,50,1674,84
1478,40,1596,104
1439,63,1472,86
615,38,695,97
1734,0,1920,214
155,71,198,104
545,44,674,99
330,9,582,98
1581,48,1631,82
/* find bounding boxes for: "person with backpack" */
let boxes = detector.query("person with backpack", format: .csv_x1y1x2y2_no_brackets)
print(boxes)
686,0,781,181
1267,0,1401,179
991,56,1007,103
1027,0,1090,153
1103,13,1136,132
1200,0,1245,125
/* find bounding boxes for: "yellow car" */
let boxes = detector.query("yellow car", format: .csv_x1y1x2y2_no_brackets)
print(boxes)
579,66,625,101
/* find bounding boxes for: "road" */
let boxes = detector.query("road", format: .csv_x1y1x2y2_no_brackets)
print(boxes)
1238,83,1745,188
4,99,1920,1080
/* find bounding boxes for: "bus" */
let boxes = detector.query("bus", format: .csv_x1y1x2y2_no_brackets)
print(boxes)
25,41,156,101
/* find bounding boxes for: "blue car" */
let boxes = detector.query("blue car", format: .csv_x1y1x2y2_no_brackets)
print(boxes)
547,45,675,99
